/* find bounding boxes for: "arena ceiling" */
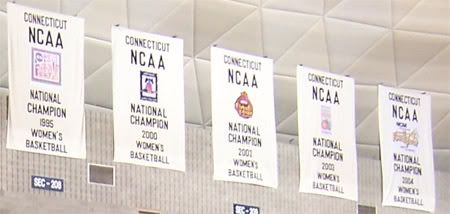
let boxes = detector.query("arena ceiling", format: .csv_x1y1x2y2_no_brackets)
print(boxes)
0,0,448,150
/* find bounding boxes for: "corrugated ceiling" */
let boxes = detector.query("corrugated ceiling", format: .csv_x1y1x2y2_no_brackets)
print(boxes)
0,0,448,149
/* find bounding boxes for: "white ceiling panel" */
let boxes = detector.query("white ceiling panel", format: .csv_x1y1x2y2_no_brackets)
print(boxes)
324,0,344,13
277,111,298,135
264,0,324,15
344,32,396,86
194,58,212,124
327,0,391,27
85,61,112,108
0,75,7,88
0,1,7,11
391,0,420,26
274,19,329,76
325,18,388,73
184,60,203,124
13,0,60,12
276,133,297,145
195,46,211,60
273,75,296,124
394,30,449,85
354,85,377,125
356,110,379,145
433,114,450,149
84,38,111,78
184,56,191,65
434,150,450,171
194,0,256,55
262,8,320,60
150,0,194,57
395,0,450,35
231,0,259,6
127,0,182,31
77,0,128,41
0,0,448,149
0,13,6,78
196,10,262,61
215,10,262,55
60,0,92,15
430,93,450,127
401,45,450,93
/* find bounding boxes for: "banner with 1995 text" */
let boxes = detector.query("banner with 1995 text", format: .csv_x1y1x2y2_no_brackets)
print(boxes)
112,27,185,171
297,65,358,201
7,3,85,158
378,85,435,212
211,47,278,188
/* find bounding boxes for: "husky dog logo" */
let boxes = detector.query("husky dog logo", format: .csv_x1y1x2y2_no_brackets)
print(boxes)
234,91,253,119
140,71,158,102
32,48,61,85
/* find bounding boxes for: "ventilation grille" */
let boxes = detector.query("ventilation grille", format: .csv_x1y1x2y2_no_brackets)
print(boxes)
138,210,160,214
88,163,114,186
358,205,376,214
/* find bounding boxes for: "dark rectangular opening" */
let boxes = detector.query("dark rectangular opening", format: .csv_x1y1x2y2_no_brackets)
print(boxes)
358,205,376,214
138,210,160,214
88,163,114,186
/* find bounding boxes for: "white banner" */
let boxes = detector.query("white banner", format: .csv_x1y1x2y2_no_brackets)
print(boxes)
7,3,85,158
211,47,278,188
378,85,435,212
112,27,185,171
297,65,358,201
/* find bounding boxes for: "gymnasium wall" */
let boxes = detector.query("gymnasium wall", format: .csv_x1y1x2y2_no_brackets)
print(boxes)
0,91,448,214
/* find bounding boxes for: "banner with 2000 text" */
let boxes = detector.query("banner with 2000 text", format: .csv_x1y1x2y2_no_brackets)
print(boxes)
112,27,185,171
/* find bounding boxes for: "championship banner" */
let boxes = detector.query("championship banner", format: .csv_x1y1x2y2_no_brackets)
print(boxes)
7,3,86,158
378,85,435,212
297,65,357,201
112,27,185,171
211,47,278,188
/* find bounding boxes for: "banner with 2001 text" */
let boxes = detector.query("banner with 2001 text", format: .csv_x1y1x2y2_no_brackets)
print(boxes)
211,47,278,188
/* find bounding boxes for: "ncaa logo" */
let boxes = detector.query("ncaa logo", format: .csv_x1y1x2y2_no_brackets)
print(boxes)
140,71,158,102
